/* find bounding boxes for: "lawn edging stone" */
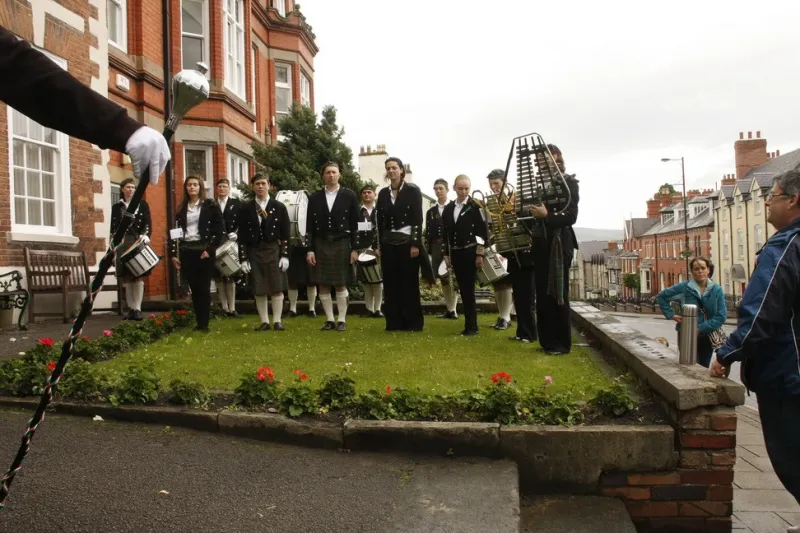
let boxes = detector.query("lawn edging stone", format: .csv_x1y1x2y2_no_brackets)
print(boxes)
217,411,344,449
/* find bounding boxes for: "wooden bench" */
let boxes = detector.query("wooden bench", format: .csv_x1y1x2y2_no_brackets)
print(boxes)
0,270,30,330
24,248,92,323
475,288,495,301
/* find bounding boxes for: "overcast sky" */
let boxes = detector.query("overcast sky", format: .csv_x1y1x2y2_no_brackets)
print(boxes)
299,0,800,230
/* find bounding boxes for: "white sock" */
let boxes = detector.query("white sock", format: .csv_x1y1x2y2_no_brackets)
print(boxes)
307,286,317,312
124,282,134,310
226,281,236,312
255,295,270,324
288,289,299,313
336,289,349,322
373,283,383,314
271,294,284,324
364,285,374,313
133,280,145,311
217,282,229,312
449,287,459,314
319,292,335,321
498,288,513,322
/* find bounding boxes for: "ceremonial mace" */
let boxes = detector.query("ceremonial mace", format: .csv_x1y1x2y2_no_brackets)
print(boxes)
0,63,210,512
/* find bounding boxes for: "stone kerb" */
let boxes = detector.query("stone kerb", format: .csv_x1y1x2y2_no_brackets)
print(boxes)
571,302,745,533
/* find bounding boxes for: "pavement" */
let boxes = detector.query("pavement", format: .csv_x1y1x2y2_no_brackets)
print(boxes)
0,408,520,533
609,312,800,533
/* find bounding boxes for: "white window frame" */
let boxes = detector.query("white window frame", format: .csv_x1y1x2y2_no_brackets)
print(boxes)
274,63,292,137
227,151,249,191
300,73,311,107
8,50,74,242
737,229,745,260
183,145,213,192
754,224,764,250
273,0,287,16
108,0,128,53
722,208,728,221
723,230,729,259
180,0,210,76
223,0,246,98
251,46,258,133
754,193,762,215
736,198,742,218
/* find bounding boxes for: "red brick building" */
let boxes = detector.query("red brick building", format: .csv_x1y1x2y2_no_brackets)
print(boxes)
106,0,318,300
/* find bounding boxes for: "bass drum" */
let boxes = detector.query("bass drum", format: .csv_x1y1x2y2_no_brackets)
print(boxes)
275,190,309,246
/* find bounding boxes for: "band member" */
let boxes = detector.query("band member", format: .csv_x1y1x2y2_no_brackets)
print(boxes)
306,162,359,331
355,184,383,317
426,179,458,319
442,175,487,335
237,173,291,331
171,176,225,332
110,178,152,321
485,168,539,343
486,171,515,330
375,157,433,332
529,144,579,354
213,178,243,317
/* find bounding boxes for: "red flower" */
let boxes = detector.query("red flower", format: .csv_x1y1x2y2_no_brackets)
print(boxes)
300,373,308,382
38,338,54,347
47,361,56,371
256,366,274,383
82,336,90,342
491,372,512,384
385,385,392,395
156,320,164,326
292,368,301,375
162,313,171,319
103,329,112,337
176,310,187,316
149,313,157,319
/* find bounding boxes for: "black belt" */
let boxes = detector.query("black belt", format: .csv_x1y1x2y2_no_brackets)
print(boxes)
322,232,350,241
451,242,477,250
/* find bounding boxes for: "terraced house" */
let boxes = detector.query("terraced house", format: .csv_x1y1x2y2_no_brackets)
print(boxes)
0,0,317,324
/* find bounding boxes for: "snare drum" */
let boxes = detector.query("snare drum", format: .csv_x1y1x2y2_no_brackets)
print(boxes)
120,237,161,278
276,190,309,246
357,251,382,284
215,240,241,278
437,260,449,278
477,247,509,286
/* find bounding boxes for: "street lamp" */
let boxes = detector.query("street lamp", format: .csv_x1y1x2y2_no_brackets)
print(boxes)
661,157,690,277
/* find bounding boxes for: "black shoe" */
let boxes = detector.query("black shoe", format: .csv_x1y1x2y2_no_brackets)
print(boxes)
132,310,144,321
373,310,384,318
321,321,335,331
460,329,478,336
287,310,297,318
193,325,209,333
227,310,241,318
255,322,270,331
273,322,285,331
336,321,347,332
544,347,570,355
439,311,458,319
493,318,509,330
123,309,134,320
308,310,317,318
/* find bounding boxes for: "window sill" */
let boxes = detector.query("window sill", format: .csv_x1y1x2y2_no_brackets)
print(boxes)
9,232,80,245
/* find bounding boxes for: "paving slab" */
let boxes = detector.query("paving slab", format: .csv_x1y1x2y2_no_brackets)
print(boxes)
777,513,800,527
743,444,771,458
520,495,636,533
738,433,767,446
735,489,800,513
735,512,792,533
735,473,788,490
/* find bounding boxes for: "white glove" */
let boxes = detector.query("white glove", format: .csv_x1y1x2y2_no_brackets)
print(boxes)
125,126,171,185
227,232,238,242
279,257,289,272
140,235,150,245
240,261,251,274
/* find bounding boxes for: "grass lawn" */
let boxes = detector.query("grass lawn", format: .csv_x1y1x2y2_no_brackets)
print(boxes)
98,313,615,398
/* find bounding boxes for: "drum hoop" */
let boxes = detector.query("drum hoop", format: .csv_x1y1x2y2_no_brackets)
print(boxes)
121,238,146,259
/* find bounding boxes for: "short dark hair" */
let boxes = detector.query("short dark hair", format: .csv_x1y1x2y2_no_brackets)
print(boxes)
250,173,269,185
360,183,375,194
216,178,230,186
120,177,136,189
689,256,713,274
487,169,504,181
320,161,339,175
433,178,448,189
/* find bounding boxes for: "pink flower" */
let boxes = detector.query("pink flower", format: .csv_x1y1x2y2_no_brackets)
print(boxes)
149,313,157,319
544,376,553,384
103,330,112,337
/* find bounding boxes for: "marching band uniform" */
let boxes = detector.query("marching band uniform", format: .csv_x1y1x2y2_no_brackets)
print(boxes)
173,198,224,331
287,242,318,318
237,187,291,330
491,272,515,330
375,180,430,331
506,248,537,343
442,195,487,335
531,155,580,354
306,185,360,331
356,198,383,317
426,200,459,319
214,186,243,317
110,178,152,321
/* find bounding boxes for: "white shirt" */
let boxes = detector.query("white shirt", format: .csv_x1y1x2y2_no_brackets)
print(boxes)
390,183,412,235
185,200,201,241
120,198,139,215
218,196,228,214
453,197,469,223
363,204,374,217
325,186,339,211
437,201,446,216
255,195,270,222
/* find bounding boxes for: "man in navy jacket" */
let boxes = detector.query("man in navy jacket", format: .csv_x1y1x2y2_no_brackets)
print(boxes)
712,169,800,520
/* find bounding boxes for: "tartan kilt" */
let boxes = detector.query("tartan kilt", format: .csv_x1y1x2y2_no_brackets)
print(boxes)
247,241,288,296
492,252,514,289
115,234,151,279
287,246,318,286
315,237,353,286
429,238,449,284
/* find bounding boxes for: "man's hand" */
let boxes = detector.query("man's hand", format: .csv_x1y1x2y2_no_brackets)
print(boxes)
140,235,150,245
171,257,181,270
530,204,548,219
125,126,170,185
227,232,237,242
200,251,209,259
350,250,359,265
279,257,289,272
476,255,484,269
410,245,420,258
709,356,731,378
444,255,451,268
240,261,251,274
306,252,316,266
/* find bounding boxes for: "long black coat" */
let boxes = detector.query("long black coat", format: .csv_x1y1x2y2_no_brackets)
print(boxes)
110,199,152,238
172,199,224,255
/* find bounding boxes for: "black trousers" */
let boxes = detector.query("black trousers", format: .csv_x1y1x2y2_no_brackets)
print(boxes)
451,248,478,333
382,242,423,331
508,258,537,341
532,241,572,352
757,392,800,504
180,247,214,329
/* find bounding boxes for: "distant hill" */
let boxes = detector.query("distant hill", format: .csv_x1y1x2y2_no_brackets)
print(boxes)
573,227,623,243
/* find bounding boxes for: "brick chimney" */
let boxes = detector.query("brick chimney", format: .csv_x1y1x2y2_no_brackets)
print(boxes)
721,173,737,186
735,131,768,179
607,241,618,251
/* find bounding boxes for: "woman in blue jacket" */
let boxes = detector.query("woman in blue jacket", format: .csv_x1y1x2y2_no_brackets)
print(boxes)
656,256,727,367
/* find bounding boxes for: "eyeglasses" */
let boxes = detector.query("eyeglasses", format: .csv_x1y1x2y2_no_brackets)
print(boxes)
766,192,795,200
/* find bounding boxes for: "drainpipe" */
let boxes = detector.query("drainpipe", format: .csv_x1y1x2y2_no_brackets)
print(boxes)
162,0,177,300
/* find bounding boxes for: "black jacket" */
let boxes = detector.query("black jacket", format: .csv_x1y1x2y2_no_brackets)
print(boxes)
425,202,449,250
236,197,290,260
540,174,579,253
375,182,424,249
110,199,152,238
441,199,489,257
355,205,378,250
172,199,224,255
0,25,140,153
218,196,244,234
306,187,360,251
